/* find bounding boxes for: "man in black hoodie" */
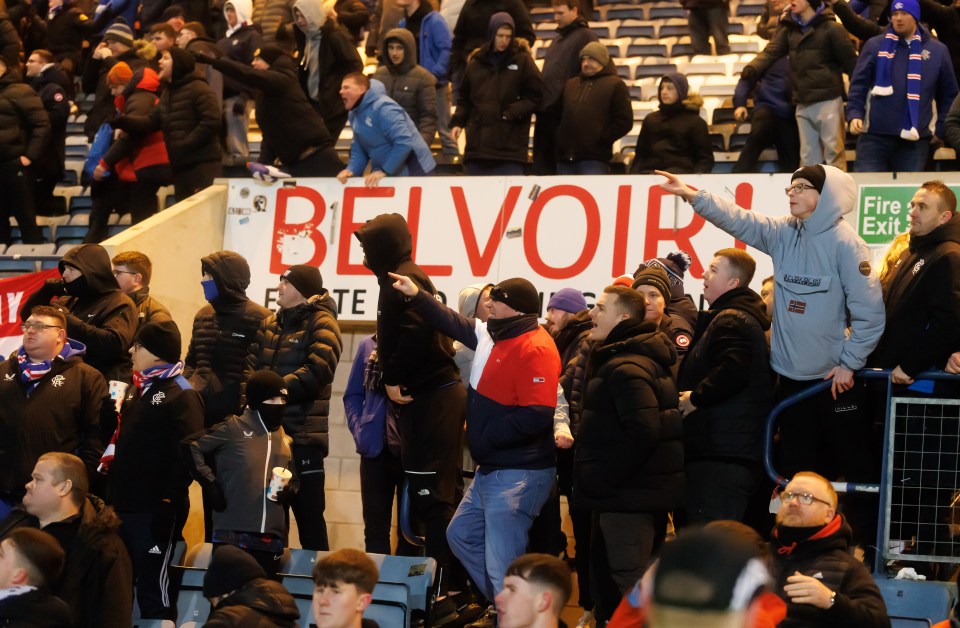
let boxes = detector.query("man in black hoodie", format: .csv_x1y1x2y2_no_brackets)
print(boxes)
353,213,468,611
248,265,343,551
677,248,773,526
574,285,683,623
21,243,138,387
203,544,300,627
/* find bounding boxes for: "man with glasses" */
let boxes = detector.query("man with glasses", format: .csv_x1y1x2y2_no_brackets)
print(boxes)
770,472,888,626
658,167,885,519
0,306,108,520
111,251,172,334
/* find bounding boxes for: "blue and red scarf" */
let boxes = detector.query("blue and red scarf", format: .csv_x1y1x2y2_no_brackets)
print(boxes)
17,345,70,392
132,361,184,393
872,26,924,141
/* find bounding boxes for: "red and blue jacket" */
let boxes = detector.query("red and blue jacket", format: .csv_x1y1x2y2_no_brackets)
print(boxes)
409,291,560,471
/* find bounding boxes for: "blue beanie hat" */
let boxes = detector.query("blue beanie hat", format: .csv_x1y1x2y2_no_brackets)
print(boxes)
890,0,920,23
547,288,588,314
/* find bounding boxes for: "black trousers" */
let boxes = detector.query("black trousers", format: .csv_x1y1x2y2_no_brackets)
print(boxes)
590,511,665,621
86,177,161,243
173,161,223,202
360,447,422,556
683,460,758,525
0,160,42,244
325,112,349,143
117,504,187,620
287,443,329,550
732,106,801,174
532,107,562,176
288,146,344,178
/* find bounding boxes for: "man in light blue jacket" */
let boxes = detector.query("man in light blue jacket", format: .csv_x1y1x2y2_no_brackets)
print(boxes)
336,74,436,188
658,166,885,485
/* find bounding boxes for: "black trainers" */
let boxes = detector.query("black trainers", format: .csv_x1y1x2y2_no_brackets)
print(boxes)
432,596,459,626
464,605,497,628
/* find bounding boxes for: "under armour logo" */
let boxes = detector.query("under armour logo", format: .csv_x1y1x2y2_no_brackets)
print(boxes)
151,391,166,405
302,459,311,465
51,375,65,387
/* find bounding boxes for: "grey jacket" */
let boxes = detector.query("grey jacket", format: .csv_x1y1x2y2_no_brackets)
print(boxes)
182,408,292,537
691,166,885,380
373,28,438,146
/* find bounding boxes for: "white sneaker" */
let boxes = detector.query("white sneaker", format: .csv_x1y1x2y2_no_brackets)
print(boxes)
576,610,596,628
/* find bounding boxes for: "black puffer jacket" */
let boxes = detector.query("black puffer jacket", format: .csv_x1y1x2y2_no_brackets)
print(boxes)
871,216,960,376
253,0,294,44
20,244,137,384
128,286,173,333
0,69,50,165
207,53,335,167
354,213,459,393
574,318,684,513
539,17,597,111
82,43,153,140
556,61,632,164
554,310,592,437
678,286,773,463
204,578,300,627
118,48,222,170
630,99,714,174
40,6,98,72
28,64,71,180
451,23,543,164
0,10,20,67
0,588,72,627
248,292,342,451
450,0,535,76
771,514,889,627
373,28,438,146
184,251,271,426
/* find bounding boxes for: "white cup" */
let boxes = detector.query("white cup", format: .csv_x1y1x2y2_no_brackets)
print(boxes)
266,467,292,501
108,380,129,413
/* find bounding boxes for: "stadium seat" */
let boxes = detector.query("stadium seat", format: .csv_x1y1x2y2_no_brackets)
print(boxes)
627,41,668,57
736,2,766,16
606,6,647,20
635,63,677,80
69,196,93,214
617,19,656,38
649,5,687,19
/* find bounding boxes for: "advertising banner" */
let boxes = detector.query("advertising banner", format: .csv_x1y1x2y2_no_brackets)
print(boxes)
0,269,60,356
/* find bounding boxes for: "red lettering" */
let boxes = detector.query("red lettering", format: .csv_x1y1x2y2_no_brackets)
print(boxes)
337,187,394,275
271,187,326,275
611,185,633,277
643,186,706,277
524,186,601,280
452,186,522,276
407,187,452,276
733,183,754,251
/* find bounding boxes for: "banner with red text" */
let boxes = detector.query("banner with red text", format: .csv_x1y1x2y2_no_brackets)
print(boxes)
0,269,59,356
223,175,802,319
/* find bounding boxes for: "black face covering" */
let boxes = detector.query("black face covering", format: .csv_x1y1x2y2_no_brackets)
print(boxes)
256,403,286,431
63,274,88,297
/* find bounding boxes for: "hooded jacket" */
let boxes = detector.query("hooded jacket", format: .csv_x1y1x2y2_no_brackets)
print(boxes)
346,79,436,176
204,578,300,627
450,12,543,164
184,251,271,425
0,339,108,497
847,25,958,140
733,55,794,121
181,407,292,538
574,319,684,513
630,72,714,174
0,69,50,165
690,166,886,380
745,6,858,104
218,0,262,99
207,53,335,167
248,292,342,451
28,63,71,181
100,67,170,182
21,244,137,384
405,289,561,471
870,214,960,375
117,47,222,170
0,496,134,628
353,213,459,393
373,28,438,145
82,42,153,141
539,16,598,111
556,60,633,164
292,0,364,120
454,283,490,386
450,0,535,76
0,588,72,628
678,286,773,463
771,514,889,627
399,7,451,84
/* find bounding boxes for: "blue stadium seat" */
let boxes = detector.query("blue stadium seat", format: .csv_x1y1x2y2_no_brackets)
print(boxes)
617,21,655,37
649,5,686,19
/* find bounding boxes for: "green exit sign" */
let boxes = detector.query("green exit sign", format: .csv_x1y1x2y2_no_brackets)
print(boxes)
858,184,960,245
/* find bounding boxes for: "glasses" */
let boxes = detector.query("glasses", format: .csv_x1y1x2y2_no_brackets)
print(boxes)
784,183,816,196
781,491,832,506
21,322,63,332
112,270,137,276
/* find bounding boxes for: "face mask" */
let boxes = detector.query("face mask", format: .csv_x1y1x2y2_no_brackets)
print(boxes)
201,278,219,302
256,404,286,431
64,274,88,297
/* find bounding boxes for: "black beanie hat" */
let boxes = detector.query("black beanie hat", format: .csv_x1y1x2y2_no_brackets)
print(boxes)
135,320,182,364
255,45,287,65
791,165,826,194
203,545,267,598
281,264,323,298
631,266,671,301
489,278,541,315
246,370,288,407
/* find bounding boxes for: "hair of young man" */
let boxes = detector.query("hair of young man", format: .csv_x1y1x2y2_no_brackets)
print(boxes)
31,49,56,64
37,452,89,508
792,471,838,508
920,179,958,216
505,553,573,616
29,305,67,329
149,22,177,38
603,285,647,320
714,248,757,287
762,275,773,286
6,528,65,588
312,548,378,595
343,72,370,90
549,0,580,10
111,250,152,286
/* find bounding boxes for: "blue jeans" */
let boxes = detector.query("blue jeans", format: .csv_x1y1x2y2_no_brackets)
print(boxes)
446,467,554,601
557,160,610,175
854,133,929,172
